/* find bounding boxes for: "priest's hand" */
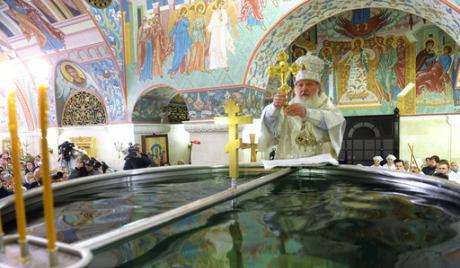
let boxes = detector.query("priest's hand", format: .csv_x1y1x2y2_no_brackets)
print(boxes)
285,103,306,117
273,93,287,109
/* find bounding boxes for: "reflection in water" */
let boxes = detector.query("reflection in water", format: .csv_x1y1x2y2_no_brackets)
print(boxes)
96,176,460,267
26,173,263,243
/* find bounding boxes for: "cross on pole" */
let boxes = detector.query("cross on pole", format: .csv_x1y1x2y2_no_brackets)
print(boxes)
214,99,253,179
240,134,258,162
267,51,300,105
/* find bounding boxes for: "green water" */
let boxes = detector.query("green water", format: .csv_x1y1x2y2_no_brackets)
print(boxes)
26,170,269,243
90,173,460,268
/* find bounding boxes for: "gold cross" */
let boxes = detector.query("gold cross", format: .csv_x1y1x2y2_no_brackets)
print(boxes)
214,99,253,179
240,134,258,162
267,51,300,105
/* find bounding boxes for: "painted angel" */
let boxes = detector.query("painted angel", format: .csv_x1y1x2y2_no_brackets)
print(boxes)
205,0,238,70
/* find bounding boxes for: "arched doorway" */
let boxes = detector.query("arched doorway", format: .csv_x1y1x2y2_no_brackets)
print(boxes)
132,86,189,124
340,111,400,165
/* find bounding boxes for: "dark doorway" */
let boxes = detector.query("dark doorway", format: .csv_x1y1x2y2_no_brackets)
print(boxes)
339,110,399,166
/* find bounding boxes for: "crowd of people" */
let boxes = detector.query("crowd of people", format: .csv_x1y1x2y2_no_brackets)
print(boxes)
370,154,460,183
0,141,111,199
0,141,187,199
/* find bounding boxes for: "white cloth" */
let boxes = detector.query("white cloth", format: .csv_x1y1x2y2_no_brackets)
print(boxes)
263,153,338,170
370,164,382,168
258,93,345,160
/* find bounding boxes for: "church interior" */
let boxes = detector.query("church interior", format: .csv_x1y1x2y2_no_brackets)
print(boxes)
1,0,460,267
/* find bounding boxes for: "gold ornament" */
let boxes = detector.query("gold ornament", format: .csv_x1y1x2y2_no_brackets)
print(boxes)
86,0,112,9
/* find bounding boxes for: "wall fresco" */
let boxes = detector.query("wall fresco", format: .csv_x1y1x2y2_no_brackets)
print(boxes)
246,0,460,93
182,87,265,120
83,59,127,122
414,26,457,113
84,0,125,86
286,8,458,116
125,0,297,108
54,60,105,125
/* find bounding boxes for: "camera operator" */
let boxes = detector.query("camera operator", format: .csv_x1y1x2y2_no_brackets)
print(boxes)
58,141,85,174
123,144,152,170
68,156,100,180
90,157,112,173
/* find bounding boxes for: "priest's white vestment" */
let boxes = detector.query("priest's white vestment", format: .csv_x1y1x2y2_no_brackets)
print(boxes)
258,93,346,160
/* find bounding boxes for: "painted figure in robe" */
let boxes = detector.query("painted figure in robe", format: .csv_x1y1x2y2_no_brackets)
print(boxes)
152,15,167,78
138,16,153,81
377,36,398,104
320,46,336,103
416,39,452,96
240,0,266,31
5,0,65,51
394,37,406,91
342,38,369,97
188,1,207,72
416,39,436,72
168,7,192,76
439,45,453,76
206,0,235,70
366,36,390,102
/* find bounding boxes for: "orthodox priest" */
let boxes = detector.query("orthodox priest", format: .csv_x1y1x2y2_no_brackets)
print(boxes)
258,53,346,160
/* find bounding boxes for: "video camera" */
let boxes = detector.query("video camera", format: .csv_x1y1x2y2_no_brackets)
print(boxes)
58,141,75,161
127,145,137,155
83,159,95,167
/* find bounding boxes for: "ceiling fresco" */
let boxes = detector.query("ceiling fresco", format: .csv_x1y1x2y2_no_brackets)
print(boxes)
0,0,84,53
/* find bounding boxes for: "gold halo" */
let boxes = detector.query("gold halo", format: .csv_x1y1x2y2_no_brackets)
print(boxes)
351,37,364,49
195,1,206,14
60,62,85,84
424,38,436,49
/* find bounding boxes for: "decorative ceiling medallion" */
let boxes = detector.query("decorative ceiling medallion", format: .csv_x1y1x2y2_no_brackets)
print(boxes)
85,0,112,9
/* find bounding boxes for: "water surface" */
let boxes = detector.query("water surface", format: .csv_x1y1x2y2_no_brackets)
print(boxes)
91,173,460,268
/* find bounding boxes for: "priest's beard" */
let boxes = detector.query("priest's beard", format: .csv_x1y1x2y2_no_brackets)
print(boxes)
291,93,321,108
